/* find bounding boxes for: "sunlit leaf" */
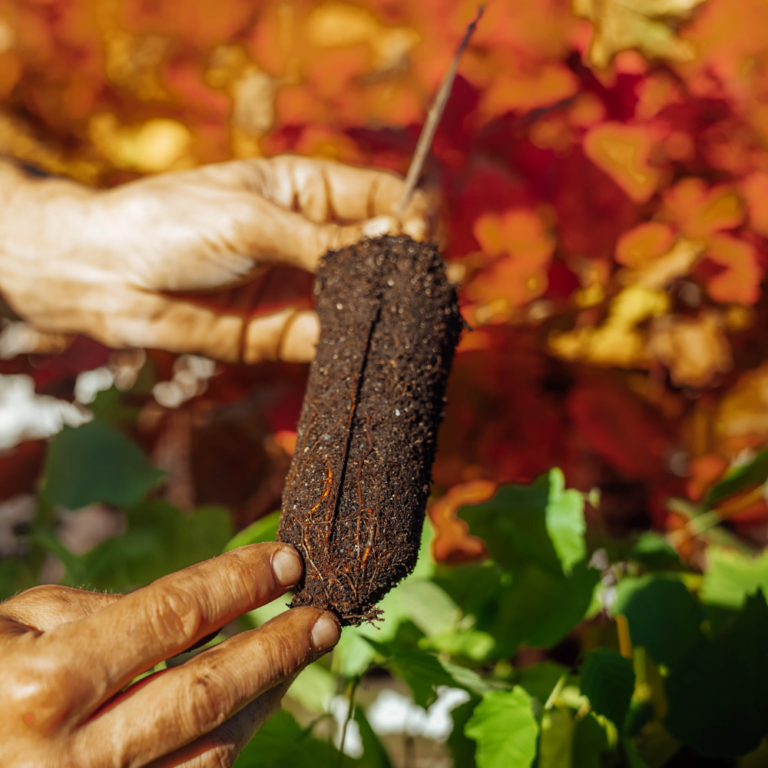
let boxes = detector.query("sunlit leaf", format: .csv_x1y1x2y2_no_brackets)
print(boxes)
700,547,768,610
574,0,704,68
705,448,768,509
458,469,586,576
224,510,280,551
465,688,538,768
539,707,575,768
584,123,660,203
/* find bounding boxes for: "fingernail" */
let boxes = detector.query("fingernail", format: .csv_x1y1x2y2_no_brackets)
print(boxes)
272,548,302,587
403,219,428,241
311,613,340,652
362,215,399,238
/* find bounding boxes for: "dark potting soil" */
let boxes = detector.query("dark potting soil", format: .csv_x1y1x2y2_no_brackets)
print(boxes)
277,235,462,626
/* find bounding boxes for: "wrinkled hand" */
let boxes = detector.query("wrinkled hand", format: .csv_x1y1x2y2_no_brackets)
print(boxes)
0,543,339,768
0,156,429,362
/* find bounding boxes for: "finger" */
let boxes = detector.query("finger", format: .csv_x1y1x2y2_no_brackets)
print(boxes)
244,307,319,364
0,585,122,631
239,198,404,272
144,679,291,768
74,607,340,768
92,290,319,363
39,543,303,715
255,156,431,233
0,321,73,358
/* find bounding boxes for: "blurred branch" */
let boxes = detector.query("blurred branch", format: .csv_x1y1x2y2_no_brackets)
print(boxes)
396,5,485,217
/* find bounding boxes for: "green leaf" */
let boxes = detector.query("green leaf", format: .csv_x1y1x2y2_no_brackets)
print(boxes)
459,469,586,577
0,555,39,602
613,575,704,670
540,707,575,768
354,706,393,768
43,419,164,510
332,520,438,677
364,641,464,708
73,502,232,591
465,688,539,768
287,661,336,714
700,547,768,610
224,511,280,551
580,649,635,728
491,562,600,655
623,738,650,768
235,709,357,767
395,577,459,637
89,387,141,426
633,722,680,768
448,697,479,768
515,662,570,705
705,448,768,508
628,533,682,570
572,714,612,768
664,591,768,759
332,627,379,679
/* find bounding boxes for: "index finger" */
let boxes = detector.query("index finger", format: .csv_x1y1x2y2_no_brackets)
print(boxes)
254,156,431,232
37,542,302,717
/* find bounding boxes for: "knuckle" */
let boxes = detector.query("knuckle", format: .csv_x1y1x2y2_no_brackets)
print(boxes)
202,740,239,768
262,630,302,679
142,586,204,648
8,647,86,732
186,671,231,734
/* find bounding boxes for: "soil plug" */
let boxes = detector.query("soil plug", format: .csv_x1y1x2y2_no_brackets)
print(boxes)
278,236,461,624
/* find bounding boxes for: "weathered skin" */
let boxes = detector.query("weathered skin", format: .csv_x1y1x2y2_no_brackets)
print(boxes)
0,544,340,768
0,156,430,362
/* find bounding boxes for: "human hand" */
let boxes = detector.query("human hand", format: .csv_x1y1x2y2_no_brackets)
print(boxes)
0,543,339,767
0,156,430,362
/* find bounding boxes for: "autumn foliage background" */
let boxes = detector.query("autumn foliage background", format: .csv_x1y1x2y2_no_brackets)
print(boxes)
2,0,768,766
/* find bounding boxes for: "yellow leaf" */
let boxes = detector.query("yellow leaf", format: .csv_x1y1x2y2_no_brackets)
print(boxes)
649,311,732,387
305,2,380,47
549,285,669,368
89,115,192,173
584,122,660,202
573,0,706,69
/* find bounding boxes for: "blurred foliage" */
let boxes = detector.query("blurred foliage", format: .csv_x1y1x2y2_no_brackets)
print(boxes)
2,0,768,764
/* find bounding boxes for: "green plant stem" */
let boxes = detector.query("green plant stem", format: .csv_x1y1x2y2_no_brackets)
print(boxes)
338,677,359,768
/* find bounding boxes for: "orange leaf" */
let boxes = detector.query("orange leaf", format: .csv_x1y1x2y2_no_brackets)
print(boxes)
704,234,762,305
741,172,768,238
686,453,728,501
583,122,660,203
662,178,744,238
479,63,578,120
0,53,21,99
428,481,492,564
616,222,676,268
469,210,555,308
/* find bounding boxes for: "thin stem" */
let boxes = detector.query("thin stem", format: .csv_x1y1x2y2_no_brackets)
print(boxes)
396,5,485,217
337,677,360,768
544,673,567,711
